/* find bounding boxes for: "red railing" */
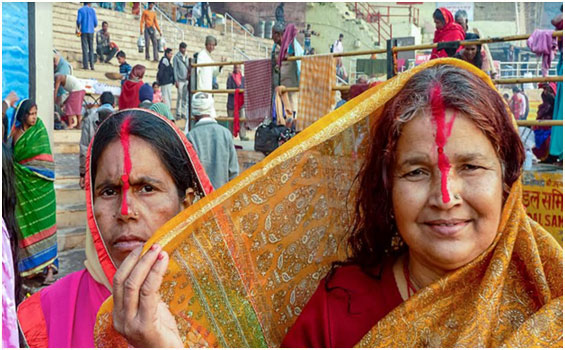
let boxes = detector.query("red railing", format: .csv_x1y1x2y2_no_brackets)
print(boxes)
354,3,420,43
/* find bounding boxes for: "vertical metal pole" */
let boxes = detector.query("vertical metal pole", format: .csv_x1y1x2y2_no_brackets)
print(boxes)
386,39,395,79
377,13,381,42
187,57,194,133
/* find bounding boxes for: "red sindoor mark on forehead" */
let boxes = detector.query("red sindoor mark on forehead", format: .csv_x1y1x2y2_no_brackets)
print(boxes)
430,84,456,203
119,117,133,215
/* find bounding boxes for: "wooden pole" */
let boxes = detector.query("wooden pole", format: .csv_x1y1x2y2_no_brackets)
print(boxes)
494,76,563,84
193,85,352,94
516,120,563,127
192,76,562,94
393,30,563,52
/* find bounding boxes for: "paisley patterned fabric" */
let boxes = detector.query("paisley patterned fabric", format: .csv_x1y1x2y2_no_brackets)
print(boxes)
94,59,563,347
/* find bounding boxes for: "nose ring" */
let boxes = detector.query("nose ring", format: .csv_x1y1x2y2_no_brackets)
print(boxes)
453,193,461,200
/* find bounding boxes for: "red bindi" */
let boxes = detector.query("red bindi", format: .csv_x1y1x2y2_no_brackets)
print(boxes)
430,84,456,204
119,117,133,215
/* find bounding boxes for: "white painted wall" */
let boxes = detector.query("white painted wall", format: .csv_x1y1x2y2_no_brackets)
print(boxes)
34,2,54,147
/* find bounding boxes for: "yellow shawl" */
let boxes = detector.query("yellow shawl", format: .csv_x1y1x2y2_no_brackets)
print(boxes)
94,59,563,347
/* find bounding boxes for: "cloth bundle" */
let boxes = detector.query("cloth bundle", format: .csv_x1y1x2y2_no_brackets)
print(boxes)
527,29,557,77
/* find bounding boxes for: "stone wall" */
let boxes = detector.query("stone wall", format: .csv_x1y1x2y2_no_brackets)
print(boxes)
210,2,306,34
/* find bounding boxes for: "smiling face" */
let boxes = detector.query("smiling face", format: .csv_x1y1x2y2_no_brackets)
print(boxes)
462,45,478,61
392,110,503,274
93,136,185,267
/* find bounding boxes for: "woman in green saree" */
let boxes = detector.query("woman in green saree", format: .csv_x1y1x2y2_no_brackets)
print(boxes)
12,99,58,282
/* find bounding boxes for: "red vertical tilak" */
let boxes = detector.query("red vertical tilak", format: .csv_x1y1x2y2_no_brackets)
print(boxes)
119,117,133,215
430,84,456,203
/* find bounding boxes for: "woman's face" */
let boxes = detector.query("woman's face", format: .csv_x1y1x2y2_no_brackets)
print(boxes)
26,106,38,127
392,110,503,273
463,45,478,61
434,18,445,30
93,136,186,267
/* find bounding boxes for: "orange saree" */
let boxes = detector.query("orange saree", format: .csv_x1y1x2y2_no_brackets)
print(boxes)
94,59,563,347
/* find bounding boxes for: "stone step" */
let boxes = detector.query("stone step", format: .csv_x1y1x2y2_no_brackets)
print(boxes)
52,5,270,59
57,225,87,251
53,28,267,60
54,153,80,178
54,142,79,154
56,202,87,228
55,180,84,206
54,129,81,143
52,4,271,46
56,247,87,278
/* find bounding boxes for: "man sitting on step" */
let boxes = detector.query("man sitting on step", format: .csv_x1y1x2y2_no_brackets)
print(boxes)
79,91,115,189
95,21,118,63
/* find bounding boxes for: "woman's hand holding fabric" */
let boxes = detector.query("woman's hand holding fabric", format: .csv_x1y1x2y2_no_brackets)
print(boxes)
112,244,183,348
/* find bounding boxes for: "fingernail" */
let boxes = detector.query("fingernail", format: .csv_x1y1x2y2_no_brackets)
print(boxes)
151,244,160,251
157,252,165,260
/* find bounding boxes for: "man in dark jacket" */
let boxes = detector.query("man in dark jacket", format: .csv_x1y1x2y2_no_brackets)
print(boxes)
157,48,175,109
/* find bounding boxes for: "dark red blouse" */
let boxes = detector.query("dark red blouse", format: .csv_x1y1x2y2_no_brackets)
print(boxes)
281,262,403,348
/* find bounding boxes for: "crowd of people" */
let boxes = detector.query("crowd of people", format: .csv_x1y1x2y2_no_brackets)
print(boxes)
2,3,562,349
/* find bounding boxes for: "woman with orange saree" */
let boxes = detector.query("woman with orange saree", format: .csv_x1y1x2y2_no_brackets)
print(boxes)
95,59,562,348
17,109,213,347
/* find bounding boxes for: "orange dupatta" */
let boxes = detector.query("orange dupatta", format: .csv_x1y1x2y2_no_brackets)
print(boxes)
94,59,562,347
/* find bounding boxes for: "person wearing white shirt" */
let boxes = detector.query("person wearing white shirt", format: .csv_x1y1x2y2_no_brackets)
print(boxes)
196,36,224,91
332,33,344,54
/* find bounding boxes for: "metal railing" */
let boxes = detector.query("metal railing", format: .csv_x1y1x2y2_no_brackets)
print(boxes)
354,2,393,44
188,30,563,128
224,12,270,59
234,46,251,61
153,3,185,44
498,60,559,79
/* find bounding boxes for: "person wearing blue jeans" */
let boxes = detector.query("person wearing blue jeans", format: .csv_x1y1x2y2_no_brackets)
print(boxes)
77,3,98,70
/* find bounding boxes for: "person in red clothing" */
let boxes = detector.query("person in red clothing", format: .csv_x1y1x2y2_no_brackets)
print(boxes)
431,8,466,59
118,64,146,110
509,86,526,120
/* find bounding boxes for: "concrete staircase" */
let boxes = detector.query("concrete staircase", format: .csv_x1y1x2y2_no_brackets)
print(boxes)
53,2,272,117
53,130,85,252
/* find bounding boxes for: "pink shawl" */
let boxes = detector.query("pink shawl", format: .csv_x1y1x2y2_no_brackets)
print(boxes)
278,23,298,67
527,29,557,77
17,269,110,347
